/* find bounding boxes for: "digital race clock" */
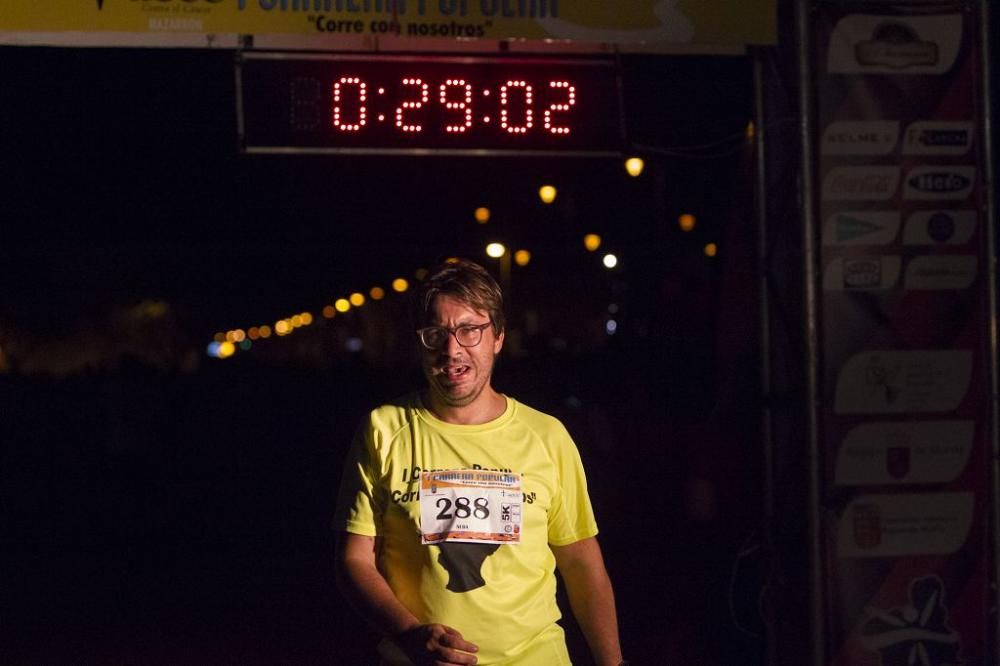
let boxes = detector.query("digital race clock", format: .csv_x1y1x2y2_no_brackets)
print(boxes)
236,53,624,156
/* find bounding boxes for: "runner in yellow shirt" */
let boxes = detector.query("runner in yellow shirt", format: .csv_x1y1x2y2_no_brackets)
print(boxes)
334,259,625,665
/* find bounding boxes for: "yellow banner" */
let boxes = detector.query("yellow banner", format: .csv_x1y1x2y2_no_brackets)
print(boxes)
2,0,774,46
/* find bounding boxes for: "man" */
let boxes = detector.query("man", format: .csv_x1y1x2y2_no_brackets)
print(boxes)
334,259,625,665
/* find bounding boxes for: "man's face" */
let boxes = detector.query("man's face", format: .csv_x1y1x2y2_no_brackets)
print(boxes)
421,295,504,409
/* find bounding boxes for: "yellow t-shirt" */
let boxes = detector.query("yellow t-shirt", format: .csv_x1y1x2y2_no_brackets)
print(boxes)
334,393,599,665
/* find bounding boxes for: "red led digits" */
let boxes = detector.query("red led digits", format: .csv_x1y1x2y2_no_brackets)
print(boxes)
440,79,473,133
544,81,575,135
332,76,366,132
395,78,429,133
500,80,533,134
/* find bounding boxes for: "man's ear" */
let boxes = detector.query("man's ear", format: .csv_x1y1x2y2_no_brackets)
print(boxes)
493,328,504,355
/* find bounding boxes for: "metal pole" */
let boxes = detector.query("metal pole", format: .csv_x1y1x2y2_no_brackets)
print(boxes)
978,0,1000,661
794,0,825,664
751,45,778,666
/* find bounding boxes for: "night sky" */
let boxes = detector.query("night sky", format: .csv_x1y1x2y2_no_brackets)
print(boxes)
0,46,752,346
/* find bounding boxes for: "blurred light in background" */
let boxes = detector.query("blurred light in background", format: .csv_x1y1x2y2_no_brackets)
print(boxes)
538,185,557,204
486,242,506,258
602,253,618,269
248,327,260,340
207,341,221,357
291,315,303,328
335,298,351,313
474,207,490,224
514,249,531,266
704,243,718,257
239,340,252,351
300,312,314,326
370,286,385,300
258,325,272,338
679,213,696,232
415,268,428,281
213,332,225,343
746,120,755,138
350,292,366,307
392,278,409,293
346,337,363,352
218,341,236,358
275,320,291,335
322,305,336,318
624,157,644,177
606,319,618,335
583,234,601,252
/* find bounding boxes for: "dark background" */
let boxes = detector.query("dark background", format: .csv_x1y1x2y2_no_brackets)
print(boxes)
0,46,765,664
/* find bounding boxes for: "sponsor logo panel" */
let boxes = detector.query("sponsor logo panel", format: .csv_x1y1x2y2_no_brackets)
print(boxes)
822,166,900,201
903,166,975,200
823,211,900,246
903,210,976,245
823,256,901,290
826,14,963,75
821,121,899,155
858,575,964,664
834,420,974,485
903,255,977,290
903,120,975,156
833,350,972,414
837,492,973,557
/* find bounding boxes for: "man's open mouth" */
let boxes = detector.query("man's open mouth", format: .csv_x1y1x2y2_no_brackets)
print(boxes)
441,365,471,381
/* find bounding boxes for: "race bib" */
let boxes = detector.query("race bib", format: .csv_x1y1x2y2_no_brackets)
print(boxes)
419,469,522,545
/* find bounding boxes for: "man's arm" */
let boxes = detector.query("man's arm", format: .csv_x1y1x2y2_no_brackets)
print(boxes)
335,531,480,665
551,536,624,666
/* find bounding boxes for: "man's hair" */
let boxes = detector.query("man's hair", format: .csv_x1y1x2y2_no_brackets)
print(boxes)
415,259,505,335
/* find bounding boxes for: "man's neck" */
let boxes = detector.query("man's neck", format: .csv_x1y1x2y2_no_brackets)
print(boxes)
425,388,507,425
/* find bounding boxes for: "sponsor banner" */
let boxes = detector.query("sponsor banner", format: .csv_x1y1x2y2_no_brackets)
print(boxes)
834,420,974,485
815,3,991,664
823,211,900,246
836,492,973,558
0,0,777,47
822,256,900,290
833,350,972,415
822,165,900,201
903,255,977,291
902,210,976,246
902,121,975,156
826,13,963,75
902,166,976,201
821,121,899,156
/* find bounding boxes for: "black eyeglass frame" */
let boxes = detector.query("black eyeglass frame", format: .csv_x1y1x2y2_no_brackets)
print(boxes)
415,322,493,350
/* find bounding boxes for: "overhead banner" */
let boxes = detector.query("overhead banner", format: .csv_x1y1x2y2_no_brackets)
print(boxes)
814,2,994,665
0,0,774,48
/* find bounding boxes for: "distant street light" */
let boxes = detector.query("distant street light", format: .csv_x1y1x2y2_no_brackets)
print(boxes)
583,234,602,252
474,207,491,224
538,185,557,204
514,249,531,266
486,242,507,258
624,157,644,177
602,253,618,269
679,213,696,232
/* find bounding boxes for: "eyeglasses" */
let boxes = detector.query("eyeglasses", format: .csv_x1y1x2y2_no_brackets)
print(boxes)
416,322,492,350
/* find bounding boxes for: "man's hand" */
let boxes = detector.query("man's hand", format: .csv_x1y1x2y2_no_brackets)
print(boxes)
393,623,479,665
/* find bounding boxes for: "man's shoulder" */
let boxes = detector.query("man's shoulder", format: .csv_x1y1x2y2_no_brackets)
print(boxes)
364,392,422,434
509,397,571,438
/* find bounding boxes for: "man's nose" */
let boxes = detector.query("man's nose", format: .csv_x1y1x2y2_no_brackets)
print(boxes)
443,330,464,355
